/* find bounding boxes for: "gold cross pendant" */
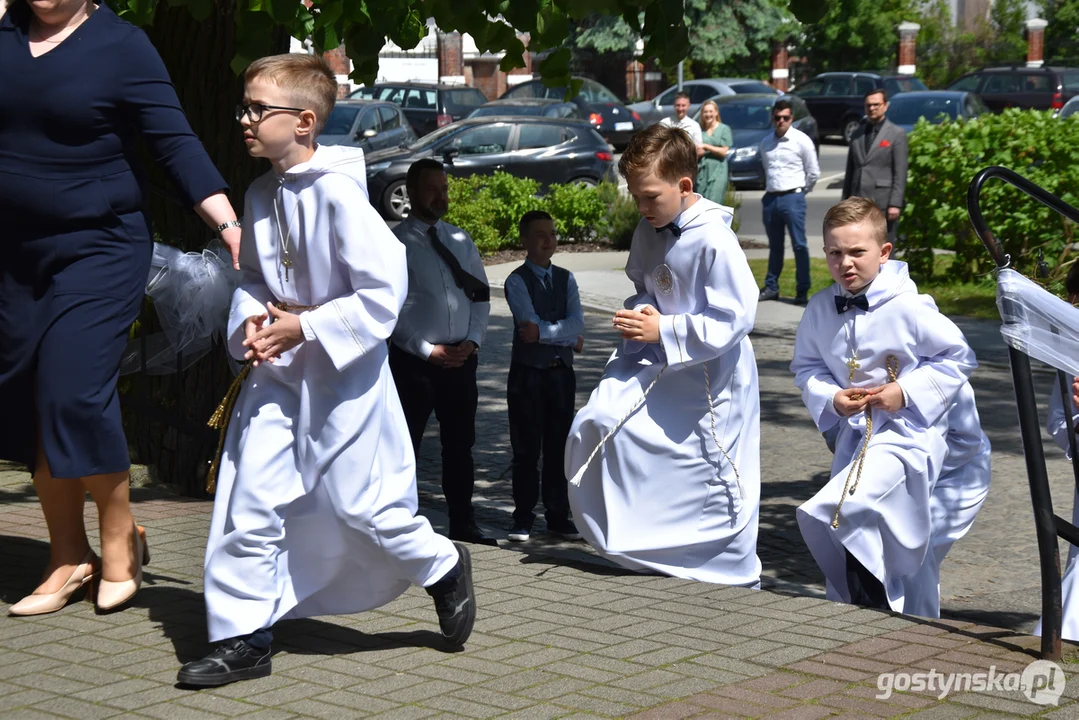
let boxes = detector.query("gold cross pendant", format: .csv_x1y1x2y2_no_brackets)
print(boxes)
846,354,860,382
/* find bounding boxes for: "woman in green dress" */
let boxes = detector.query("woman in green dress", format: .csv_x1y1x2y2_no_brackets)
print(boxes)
697,100,733,204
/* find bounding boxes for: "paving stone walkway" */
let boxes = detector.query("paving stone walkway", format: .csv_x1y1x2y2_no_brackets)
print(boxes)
3,294,1079,718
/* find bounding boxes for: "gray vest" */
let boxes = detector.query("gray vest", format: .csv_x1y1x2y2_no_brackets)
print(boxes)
510,264,574,369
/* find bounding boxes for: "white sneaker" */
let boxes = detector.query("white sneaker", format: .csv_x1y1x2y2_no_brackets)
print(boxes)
507,526,530,542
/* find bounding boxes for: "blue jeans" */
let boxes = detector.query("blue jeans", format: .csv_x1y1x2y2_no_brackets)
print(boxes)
762,191,810,295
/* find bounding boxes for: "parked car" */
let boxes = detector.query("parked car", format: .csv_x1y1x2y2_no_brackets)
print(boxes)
349,82,488,137
499,77,641,148
1059,95,1079,119
693,94,818,190
317,100,417,152
629,78,779,127
364,117,617,221
946,66,1079,112
468,98,582,120
884,91,989,133
790,72,928,143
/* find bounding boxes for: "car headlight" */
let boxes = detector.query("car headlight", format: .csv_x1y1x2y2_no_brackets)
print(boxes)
366,161,391,175
731,146,758,161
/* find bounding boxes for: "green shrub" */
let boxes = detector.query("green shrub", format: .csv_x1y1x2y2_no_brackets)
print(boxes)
545,182,610,242
903,110,1079,283
597,180,639,250
444,173,630,253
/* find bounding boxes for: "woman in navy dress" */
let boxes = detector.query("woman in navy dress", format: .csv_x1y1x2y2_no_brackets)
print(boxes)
0,0,242,615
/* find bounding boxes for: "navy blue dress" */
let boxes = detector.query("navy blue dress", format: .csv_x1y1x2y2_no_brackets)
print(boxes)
0,2,226,477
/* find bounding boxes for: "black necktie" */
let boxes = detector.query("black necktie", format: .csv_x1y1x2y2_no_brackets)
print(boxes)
835,294,869,314
864,122,879,152
425,225,490,302
657,222,682,238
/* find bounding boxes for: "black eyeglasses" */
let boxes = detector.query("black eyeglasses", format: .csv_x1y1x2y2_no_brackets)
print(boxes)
235,102,307,123
773,114,793,123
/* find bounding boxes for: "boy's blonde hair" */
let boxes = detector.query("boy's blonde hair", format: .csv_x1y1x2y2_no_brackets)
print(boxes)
823,197,888,246
245,54,338,135
618,124,698,184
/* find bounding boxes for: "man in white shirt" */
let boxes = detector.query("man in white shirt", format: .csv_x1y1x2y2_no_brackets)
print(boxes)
758,98,820,305
659,92,703,153
390,158,495,546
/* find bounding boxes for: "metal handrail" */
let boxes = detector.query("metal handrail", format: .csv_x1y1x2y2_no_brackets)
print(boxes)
967,166,1079,661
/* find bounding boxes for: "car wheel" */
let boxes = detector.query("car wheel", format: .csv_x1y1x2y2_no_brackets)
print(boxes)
382,180,410,221
842,117,861,145
569,177,598,188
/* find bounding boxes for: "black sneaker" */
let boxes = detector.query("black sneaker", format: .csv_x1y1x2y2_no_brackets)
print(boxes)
758,287,779,301
427,543,476,647
507,524,530,542
547,518,582,541
176,639,272,688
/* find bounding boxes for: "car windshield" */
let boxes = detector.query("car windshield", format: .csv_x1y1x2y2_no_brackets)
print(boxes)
579,81,620,103
887,96,960,125
731,82,776,94
1061,100,1079,119
470,104,546,118
886,77,929,94
322,106,360,135
407,123,464,149
443,89,486,113
712,103,774,129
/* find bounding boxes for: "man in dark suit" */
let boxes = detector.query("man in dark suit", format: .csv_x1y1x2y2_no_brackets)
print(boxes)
842,89,908,244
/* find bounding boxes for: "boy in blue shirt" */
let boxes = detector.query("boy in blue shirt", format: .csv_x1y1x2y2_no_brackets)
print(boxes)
504,210,585,542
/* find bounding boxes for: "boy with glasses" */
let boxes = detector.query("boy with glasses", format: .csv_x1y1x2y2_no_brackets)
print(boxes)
758,99,819,305
842,89,908,245
178,53,475,688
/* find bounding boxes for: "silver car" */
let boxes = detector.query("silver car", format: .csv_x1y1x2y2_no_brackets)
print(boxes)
629,78,779,127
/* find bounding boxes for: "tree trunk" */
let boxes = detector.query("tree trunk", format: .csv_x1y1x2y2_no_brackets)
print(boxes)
121,1,290,497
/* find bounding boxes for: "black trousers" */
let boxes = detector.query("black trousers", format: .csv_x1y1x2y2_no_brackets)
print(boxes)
389,345,478,529
845,548,890,610
506,361,575,528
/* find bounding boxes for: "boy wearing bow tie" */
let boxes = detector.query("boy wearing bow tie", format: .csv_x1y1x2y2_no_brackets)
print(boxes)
791,197,990,619
564,123,763,586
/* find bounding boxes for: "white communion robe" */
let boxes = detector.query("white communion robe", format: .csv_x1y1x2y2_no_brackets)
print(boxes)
203,145,458,642
1034,382,1079,642
565,197,762,586
792,261,990,619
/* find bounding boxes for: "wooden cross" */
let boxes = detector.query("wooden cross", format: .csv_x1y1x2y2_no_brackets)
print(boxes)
846,354,860,382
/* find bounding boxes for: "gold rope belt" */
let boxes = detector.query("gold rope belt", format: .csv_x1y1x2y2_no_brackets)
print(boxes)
831,355,899,529
204,301,320,493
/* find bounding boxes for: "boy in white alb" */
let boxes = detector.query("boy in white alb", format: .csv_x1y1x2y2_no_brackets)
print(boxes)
564,123,762,586
177,54,474,688
792,197,990,618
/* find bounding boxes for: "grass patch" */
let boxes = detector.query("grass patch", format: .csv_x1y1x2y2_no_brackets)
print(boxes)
746,257,999,320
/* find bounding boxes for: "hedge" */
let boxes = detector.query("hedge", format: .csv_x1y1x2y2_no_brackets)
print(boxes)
903,109,1079,285
442,171,741,255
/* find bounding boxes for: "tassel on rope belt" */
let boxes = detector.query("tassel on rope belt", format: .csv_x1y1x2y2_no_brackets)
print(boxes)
831,355,899,529
204,302,320,493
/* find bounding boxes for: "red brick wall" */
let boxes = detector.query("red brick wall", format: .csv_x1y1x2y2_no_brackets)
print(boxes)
438,32,464,79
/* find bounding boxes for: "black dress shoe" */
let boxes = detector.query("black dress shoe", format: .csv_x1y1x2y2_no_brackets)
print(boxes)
794,293,809,306
176,639,272,688
426,542,476,647
448,523,498,546
758,287,779,301
546,518,582,541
